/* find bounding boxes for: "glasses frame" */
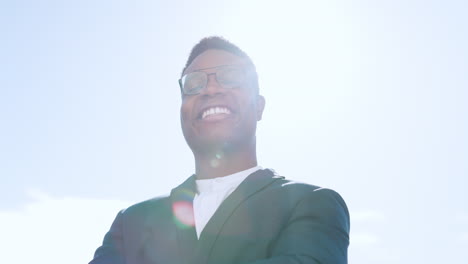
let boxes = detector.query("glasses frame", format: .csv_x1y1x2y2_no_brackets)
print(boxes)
179,64,253,95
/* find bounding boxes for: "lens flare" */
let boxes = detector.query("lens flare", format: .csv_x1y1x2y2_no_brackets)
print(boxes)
172,201,195,228
210,159,220,167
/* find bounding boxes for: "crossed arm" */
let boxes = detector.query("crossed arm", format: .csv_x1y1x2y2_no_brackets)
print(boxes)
90,188,349,264
245,188,350,264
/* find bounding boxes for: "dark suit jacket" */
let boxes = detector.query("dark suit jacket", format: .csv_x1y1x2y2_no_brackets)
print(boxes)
90,169,350,264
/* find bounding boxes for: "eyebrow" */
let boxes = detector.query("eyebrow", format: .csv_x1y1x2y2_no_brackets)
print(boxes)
191,64,245,72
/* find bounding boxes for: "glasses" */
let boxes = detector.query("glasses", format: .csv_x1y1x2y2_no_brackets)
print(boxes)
179,65,251,95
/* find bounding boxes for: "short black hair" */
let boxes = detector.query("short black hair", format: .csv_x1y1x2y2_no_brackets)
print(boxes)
181,36,259,92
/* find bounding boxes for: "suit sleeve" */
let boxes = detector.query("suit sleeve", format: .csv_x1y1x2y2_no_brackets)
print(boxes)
246,188,350,264
89,210,126,264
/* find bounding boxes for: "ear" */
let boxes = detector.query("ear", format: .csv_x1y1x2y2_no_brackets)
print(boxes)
255,95,265,121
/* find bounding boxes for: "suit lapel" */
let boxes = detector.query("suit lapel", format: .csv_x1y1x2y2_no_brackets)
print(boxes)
194,169,284,263
170,175,198,264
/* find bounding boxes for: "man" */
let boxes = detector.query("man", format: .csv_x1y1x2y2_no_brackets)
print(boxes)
90,36,350,264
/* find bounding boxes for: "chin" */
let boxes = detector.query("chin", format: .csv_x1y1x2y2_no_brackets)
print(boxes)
183,121,257,155
188,136,234,153
188,132,256,156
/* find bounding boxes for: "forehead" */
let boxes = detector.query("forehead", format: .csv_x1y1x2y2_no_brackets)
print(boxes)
184,49,248,74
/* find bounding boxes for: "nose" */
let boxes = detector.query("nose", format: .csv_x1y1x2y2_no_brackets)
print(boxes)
201,72,223,96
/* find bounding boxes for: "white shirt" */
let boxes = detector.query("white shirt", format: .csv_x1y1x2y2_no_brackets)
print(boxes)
193,166,262,238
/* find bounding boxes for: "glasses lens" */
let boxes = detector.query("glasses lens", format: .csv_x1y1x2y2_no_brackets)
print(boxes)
182,72,207,94
217,67,245,88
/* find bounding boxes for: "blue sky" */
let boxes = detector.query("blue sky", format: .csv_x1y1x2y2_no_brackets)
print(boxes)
1,1,467,263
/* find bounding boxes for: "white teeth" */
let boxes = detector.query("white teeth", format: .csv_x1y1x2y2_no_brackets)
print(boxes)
202,107,231,119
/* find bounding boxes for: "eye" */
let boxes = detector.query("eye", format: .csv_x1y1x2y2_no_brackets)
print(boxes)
217,68,245,87
183,72,206,94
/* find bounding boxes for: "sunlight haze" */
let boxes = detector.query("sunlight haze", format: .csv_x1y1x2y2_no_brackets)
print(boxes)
1,1,467,263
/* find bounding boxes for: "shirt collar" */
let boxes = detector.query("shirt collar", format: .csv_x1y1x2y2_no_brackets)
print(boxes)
196,166,262,193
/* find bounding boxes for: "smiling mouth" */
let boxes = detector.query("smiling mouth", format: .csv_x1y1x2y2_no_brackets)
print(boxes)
199,106,233,120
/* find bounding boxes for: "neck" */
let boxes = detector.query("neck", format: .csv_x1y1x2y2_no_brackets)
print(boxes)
193,143,258,180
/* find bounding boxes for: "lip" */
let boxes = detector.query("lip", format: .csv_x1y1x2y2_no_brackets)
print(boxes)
197,104,236,120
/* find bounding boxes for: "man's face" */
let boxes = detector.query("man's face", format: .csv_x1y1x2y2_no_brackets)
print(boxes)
180,49,265,154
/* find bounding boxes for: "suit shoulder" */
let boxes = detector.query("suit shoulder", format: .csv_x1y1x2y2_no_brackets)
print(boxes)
271,177,347,205
273,176,350,230
272,177,321,193
121,194,171,216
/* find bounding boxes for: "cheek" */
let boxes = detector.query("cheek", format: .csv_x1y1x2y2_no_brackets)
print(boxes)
180,108,189,126
238,93,258,114
180,98,194,123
